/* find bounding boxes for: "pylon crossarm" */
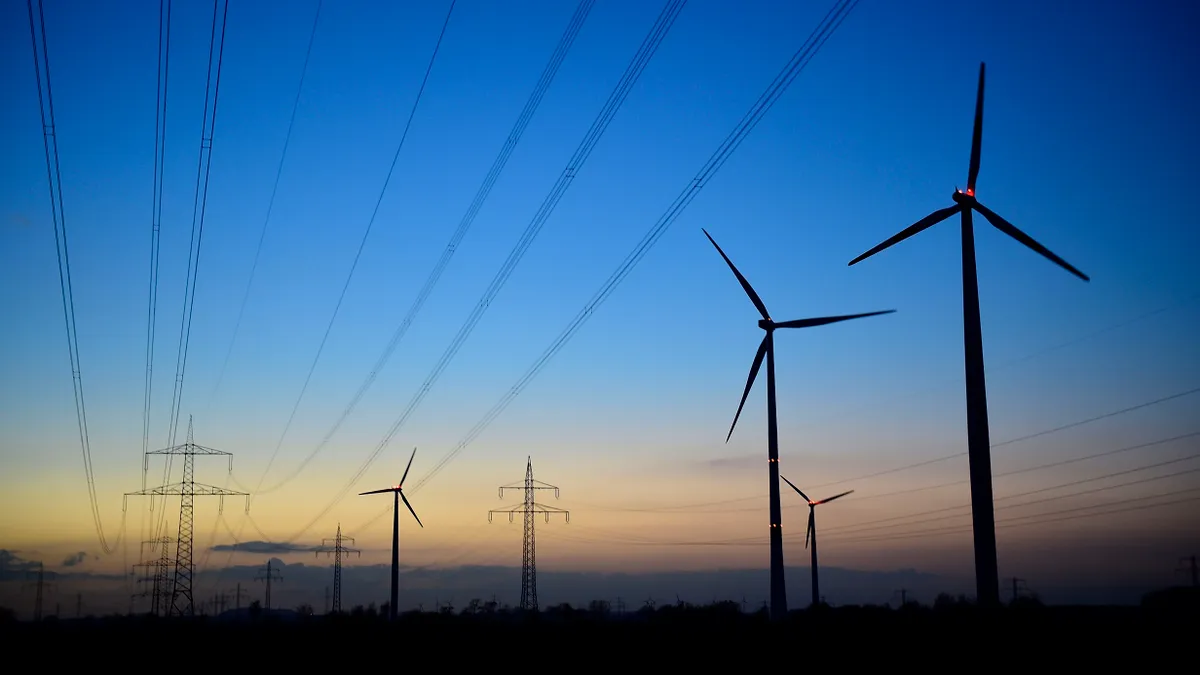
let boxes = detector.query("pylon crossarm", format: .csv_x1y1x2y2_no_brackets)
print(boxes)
145,443,232,456
125,482,248,497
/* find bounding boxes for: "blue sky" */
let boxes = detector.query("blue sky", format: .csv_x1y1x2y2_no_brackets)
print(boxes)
1,0,1197,608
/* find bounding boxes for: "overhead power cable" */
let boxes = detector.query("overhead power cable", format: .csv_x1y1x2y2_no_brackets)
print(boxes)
153,0,231,543
139,0,173,553
26,0,119,554
213,1,460,568
287,0,690,541
574,429,1200,515
801,385,1200,492
339,0,862,536
250,0,596,496
404,0,861,498
248,0,458,497
815,452,1200,539
205,0,324,412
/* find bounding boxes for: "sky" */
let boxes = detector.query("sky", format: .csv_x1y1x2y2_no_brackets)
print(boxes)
1,0,1198,618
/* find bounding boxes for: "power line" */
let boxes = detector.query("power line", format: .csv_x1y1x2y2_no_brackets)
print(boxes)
573,388,1200,514
560,488,1200,549
816,455,1200,540
206,0,324,412
142,0,172,484
580,430,1200,516
286,0,689,542
250,0,596,496
139,0,173,567
824,487,1200,546
248,0,458,498
153,0,231,545
404,0,861,501
802,385,1200,492
26,0,118,555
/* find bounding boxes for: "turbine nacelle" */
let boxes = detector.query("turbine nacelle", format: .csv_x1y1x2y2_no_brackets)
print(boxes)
849,62,1089,284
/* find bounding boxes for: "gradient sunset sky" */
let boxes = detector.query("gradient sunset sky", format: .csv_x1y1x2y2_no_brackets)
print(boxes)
1,0,1197,612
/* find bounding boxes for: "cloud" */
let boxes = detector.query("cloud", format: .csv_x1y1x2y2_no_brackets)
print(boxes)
208,541,318,554
0,550,41,581
62,551,88,567
702,454,761,471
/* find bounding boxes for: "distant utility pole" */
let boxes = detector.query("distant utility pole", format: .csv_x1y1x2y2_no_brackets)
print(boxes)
256,560,283,610
892,588,909,607
315,523,360,614
1007,577,1028,602
23,563,52,621
488,457,569,612
124,417,248,616
1178,556,1198,587
131,536,173,616
233,583,248,612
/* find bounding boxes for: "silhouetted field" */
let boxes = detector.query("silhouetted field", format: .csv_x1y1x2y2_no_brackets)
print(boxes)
7,591,1198,661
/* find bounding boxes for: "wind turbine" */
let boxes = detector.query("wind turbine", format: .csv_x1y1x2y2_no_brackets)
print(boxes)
360,447,424,620
703,228,894,620
781,475,852,609
847,62,1089,607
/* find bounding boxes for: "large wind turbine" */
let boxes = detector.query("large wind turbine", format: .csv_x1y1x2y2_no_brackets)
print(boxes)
781,475,852,608
360,447,424,620
703,228,894,620
847,62,1089,607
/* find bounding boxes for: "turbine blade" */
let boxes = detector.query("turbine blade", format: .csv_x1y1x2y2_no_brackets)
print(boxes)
968,62,985,192
359,488,395,496
815,489,854,505
400,447,418,486
773,310,895,330
780,475,810,503
400,491,423,528
972,201,1090,282
703,228,770,321
848,205,961,266
727,336,768,443
805,510,814,549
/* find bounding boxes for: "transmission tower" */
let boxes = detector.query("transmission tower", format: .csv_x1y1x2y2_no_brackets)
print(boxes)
488,457,568,612
315,523,360,613
131,536,173,616
256,559,283,610
124,417,248,616
23,562,53,621
1007,577,1030,602
232,582,248,611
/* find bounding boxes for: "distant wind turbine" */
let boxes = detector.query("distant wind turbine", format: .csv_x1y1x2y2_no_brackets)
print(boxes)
781,475,852,608
360,447,423,620
847,62,1089,607
703,228,894,620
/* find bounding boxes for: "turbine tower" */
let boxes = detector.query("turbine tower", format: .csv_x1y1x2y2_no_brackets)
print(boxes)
316,523,360,614
847,62,1089,607
781,476,853,608
124,417,247,616
488,457,569,612
703,228,894,619
360,447,423,620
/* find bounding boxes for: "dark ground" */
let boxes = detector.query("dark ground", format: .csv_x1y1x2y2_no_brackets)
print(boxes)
6,589,1197,665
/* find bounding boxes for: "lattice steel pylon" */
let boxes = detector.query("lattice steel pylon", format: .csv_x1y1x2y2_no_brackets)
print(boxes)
131,535,173,616
488,457,568,611
315,523,360,614
125,417,247,616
